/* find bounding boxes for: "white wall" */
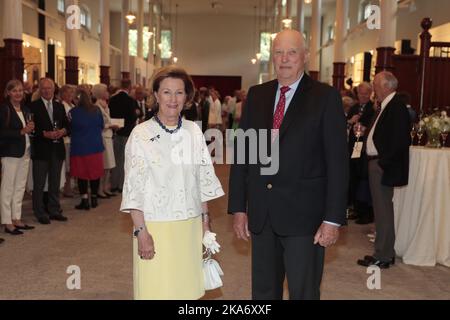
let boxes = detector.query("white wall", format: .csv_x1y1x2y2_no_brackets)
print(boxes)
172,13,260,90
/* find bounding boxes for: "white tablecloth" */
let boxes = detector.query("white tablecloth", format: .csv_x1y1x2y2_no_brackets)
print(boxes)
394,147,450,267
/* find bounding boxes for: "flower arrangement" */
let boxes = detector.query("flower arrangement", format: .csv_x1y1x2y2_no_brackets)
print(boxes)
419,111,450,148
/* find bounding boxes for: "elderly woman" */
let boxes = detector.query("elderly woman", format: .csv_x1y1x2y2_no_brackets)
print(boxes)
92,84,118,198
70,88,105,210
60,84,76,197
120,66,224,300
0,80,35,235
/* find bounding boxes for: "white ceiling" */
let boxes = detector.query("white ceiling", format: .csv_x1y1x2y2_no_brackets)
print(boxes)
109,0,336,17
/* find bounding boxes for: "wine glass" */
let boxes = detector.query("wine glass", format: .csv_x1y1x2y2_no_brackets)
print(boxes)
417,124,425,146
441,126,449,148
355,123,363,142
25,113,35,137
52,120,59,143
410,124,418,146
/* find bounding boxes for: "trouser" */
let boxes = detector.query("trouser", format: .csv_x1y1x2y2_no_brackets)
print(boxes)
77,179,100,196
251,217,325,300
32,151,64,218
1,154,31,225
368,160,396,261
111,135,128,190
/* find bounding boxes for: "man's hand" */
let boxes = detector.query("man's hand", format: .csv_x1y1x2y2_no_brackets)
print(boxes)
233,212,250,241
314,223,339,248
54,129,66,139
348,114,360,125
43,130,57,140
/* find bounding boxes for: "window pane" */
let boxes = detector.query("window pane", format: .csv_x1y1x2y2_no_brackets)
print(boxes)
260,32,271,62
57,0,65,13
161,30,172,59
143,26,151,59
129,29,138,57
81,11,86,26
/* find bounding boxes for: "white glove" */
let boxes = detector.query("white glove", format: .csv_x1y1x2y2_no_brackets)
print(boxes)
203,230,221,254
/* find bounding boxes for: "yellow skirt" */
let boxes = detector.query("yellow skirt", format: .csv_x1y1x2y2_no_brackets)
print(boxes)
133,216,204,300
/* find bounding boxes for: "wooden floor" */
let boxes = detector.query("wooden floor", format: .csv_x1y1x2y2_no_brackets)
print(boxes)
0,164,449,300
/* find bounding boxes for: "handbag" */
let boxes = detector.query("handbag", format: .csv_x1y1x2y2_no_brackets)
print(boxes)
203,250,224,291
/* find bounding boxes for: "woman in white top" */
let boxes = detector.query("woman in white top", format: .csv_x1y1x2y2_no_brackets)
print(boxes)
0,80,35,235
120,66,224,300
208,90,222,129
60,85,75,197
92,84,119,198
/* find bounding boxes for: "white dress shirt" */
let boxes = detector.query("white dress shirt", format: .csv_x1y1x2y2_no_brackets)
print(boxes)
120,119,224,222
273,73,304,114
366,92,396,157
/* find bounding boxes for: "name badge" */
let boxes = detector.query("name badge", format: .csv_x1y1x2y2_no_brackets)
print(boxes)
351,142,363,159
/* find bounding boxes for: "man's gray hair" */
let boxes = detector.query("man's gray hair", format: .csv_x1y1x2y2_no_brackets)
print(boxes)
357,81,373,92
378,71,398,90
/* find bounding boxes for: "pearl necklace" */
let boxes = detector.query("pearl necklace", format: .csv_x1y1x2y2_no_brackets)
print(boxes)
154,114,182,134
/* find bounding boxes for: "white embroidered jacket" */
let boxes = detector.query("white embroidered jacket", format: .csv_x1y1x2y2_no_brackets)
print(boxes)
120,119,224,222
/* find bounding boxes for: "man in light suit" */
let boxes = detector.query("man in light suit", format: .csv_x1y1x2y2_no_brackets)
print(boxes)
228,30,349,300
357,72,410,269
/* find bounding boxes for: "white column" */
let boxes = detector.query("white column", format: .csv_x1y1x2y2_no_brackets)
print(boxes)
100,0,110,67
378,0,397,48
137,0,144,59
276,0,283,31
121,0,130,73
155,4,162,67
296,0,304,32
147,1,154,65
65,0,79,57
3,0,23,40
334,0,348,63
309,0,322,72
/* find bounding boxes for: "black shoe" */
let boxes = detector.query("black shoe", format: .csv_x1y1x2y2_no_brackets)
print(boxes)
104,192,117,197
0,238,4,244
37,217,51,225
5,227,24,235
49,214,68,222
75,199,90,211
91,196,98,209
97,194,109,199
14,224,35,230
357,255,395,269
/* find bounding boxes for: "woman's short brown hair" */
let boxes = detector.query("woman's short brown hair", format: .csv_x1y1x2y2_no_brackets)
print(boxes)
151,66,195,106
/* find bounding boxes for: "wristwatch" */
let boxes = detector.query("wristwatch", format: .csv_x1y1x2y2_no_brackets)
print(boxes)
133,226,146,237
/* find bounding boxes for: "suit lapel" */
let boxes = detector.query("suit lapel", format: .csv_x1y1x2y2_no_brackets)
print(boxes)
263,80,279,129
279,74,313,139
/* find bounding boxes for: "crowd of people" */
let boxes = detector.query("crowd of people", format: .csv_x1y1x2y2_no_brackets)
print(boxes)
0,76,245,245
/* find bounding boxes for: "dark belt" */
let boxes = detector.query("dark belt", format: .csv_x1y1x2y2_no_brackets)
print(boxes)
367,155,379,161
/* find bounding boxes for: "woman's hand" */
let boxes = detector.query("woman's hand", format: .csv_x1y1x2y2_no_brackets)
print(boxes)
137,231,156,260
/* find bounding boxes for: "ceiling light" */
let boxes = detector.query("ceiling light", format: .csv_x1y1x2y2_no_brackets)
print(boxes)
251,58,257,64
126,12,136,25
256,53,262,60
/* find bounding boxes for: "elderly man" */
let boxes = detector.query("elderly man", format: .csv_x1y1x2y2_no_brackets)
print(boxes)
357,71,410,269
347,82,376,224
29,78,70,224
228,30,348,300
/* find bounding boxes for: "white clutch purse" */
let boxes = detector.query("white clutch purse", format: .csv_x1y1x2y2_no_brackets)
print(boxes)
203,250,224,290
202,231,224,290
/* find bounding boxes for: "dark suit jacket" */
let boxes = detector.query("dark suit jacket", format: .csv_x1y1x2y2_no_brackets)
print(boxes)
108,91,139,137
28,98,70,161
228,74,349,236
371,94,411,187
0,103,31,158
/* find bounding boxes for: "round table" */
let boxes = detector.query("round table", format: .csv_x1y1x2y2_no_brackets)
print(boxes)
393,146,450,267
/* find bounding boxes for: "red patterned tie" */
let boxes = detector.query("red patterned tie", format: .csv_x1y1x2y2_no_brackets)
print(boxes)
273,86,291,130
